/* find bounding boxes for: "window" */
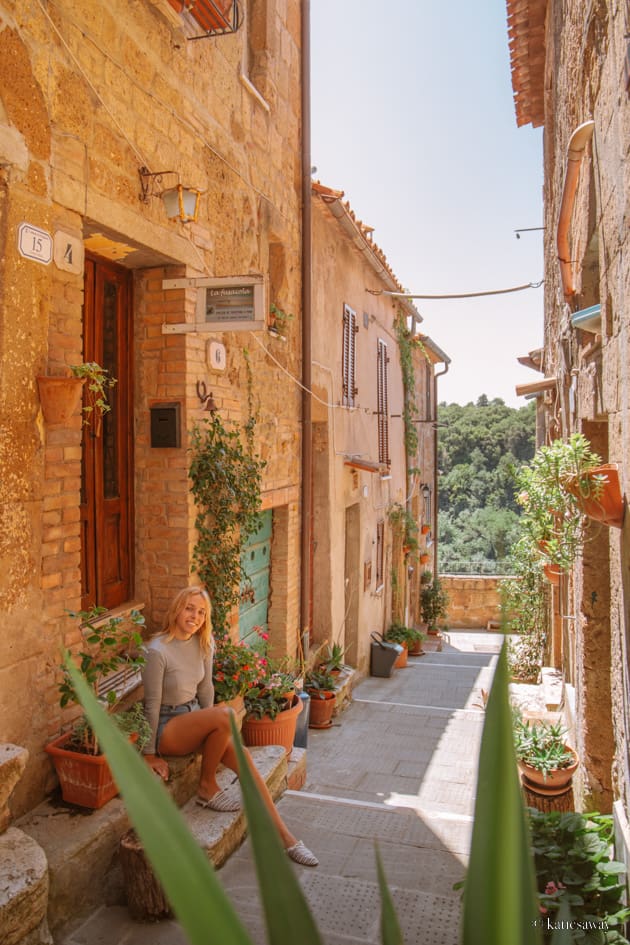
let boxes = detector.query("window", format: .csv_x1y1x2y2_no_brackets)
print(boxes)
240,0,270,109
342,304,358,407
375,520,385,591
377,338,390,466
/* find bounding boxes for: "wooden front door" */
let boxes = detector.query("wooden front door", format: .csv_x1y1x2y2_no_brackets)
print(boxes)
81,255,133,610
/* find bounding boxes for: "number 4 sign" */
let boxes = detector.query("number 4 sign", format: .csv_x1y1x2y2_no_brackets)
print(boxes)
17,223,53,265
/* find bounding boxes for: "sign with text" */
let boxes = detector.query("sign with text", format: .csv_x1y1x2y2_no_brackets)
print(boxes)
161,275,265,333
18,223,52,265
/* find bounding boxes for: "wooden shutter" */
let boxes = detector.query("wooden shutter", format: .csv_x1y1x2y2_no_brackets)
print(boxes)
377,339,390,466
375,520,384,590
342,304,357,407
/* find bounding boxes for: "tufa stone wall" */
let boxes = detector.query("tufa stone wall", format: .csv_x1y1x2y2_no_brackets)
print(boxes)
442,575,506,630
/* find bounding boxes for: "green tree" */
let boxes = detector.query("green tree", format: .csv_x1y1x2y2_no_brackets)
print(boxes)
437,397,535,573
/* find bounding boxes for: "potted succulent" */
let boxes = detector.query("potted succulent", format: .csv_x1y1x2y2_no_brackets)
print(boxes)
420,577,450,635
512,713,578,795
304,669,337,729
242,669,301,756
46,606,149,808
319,642,346,676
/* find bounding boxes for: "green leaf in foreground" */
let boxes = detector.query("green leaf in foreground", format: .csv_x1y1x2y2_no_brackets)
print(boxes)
375,844,403,945
228,713,323,944
63,652,253,945
461,643,543,945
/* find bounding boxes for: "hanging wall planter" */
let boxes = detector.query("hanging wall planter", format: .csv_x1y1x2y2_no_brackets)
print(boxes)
543,562,562,585
37,376,85,424
565,464,625,529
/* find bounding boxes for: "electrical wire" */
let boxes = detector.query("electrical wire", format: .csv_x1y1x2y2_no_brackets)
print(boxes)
367,280,544,300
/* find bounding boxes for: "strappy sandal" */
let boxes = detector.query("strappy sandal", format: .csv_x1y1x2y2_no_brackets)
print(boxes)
286,840,319,867
195,788,241,812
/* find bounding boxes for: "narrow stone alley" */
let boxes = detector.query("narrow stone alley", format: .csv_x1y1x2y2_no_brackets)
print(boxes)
60,630,502,945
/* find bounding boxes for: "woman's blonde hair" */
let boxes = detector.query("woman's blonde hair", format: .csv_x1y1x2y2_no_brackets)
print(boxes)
162,586,213,656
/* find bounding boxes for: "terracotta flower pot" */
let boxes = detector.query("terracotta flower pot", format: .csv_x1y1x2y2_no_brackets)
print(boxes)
394,643,408,668
37,376,85,424
241,694,302,756
407,637,424,656
518,746,579,796
543,563,562,585
567,464,625,529
306,690,336,729
46,730,137,809
214,694,246,730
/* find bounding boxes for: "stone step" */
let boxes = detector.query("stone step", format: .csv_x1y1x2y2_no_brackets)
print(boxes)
17,745,291,936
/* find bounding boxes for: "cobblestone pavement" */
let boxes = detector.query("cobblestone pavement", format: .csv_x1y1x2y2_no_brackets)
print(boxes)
60,630,502,945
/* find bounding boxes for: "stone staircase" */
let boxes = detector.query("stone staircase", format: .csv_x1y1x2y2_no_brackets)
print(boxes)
3,670,354,943
14,745,305,941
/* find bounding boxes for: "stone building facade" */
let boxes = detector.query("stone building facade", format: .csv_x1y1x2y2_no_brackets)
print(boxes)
507,0,630,845
310,183,448,672
0,0,305,816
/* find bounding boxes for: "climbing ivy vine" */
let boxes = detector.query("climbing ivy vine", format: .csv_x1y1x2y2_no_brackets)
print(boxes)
189,412,266,640
394,312,426,463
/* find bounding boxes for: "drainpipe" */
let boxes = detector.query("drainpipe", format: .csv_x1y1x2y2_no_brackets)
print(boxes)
557,120,595,302
300,0,312,660
433,361,450,576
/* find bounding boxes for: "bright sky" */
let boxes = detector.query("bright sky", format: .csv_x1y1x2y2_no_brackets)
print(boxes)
310,0,544,407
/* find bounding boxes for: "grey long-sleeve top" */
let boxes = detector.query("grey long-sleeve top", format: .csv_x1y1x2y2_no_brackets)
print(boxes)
141,634,215,754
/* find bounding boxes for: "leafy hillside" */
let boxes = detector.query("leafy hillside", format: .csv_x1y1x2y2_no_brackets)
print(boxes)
437,395,536,573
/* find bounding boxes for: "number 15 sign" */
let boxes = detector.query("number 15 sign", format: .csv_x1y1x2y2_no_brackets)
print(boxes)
18,222,53,265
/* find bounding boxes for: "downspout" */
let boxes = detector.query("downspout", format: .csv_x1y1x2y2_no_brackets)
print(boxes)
433,361,450,575
557,120,595,303
300,0,312,660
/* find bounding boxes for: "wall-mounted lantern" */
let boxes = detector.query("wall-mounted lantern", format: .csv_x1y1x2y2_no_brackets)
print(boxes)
139,167,202,224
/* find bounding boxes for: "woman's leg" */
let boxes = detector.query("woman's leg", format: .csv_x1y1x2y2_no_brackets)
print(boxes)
158,706,233,800
218,740,297,849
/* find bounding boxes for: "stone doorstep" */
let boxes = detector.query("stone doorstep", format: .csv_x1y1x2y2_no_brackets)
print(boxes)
17,745,289,935
541,666,564,711
332,667,357,712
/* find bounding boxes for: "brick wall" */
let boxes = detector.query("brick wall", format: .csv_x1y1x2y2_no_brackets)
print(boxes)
0,0,304,814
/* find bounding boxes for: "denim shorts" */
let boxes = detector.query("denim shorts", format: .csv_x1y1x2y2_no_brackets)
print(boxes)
156,698,200,749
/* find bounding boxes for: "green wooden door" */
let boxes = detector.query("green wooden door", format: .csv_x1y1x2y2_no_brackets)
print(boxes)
239,510,272,645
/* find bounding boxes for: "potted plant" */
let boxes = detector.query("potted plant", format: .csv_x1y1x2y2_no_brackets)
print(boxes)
420,568,432,586
304,669,337,729
420,577,450,635
512,713,578,795
319,642,346,676
37,362,116,433
268,303,294,340
46,606,149,808
387,502,419,556
564,463,625,528
384,623,424,661
212,638,266,729
242,670,301,756
514,433,616,571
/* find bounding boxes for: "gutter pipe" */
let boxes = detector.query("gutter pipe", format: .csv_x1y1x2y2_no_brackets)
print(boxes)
557,120,595,302
432,360,450,577
300,0,312,660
